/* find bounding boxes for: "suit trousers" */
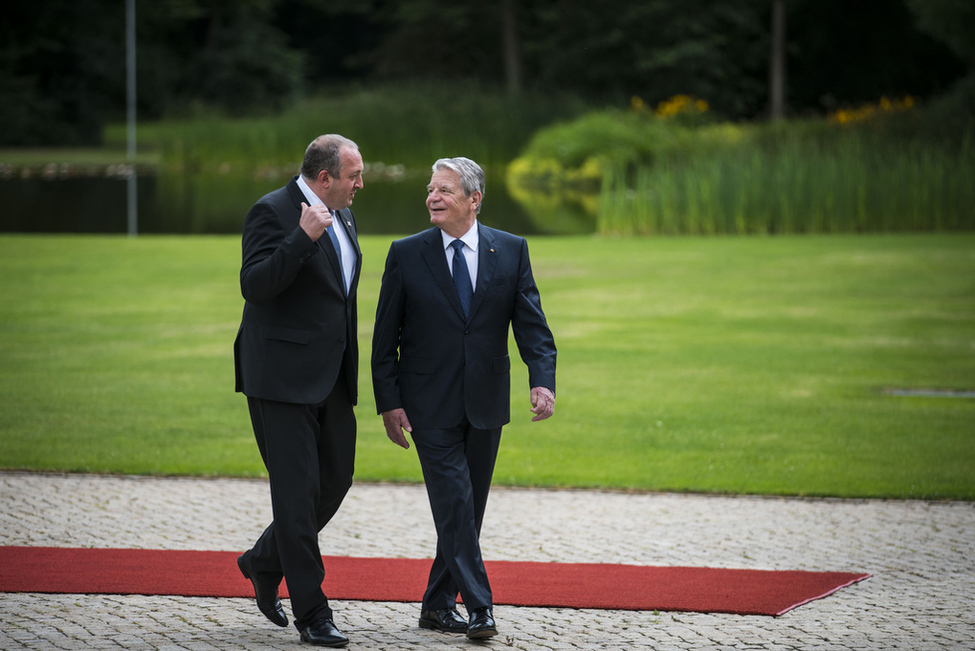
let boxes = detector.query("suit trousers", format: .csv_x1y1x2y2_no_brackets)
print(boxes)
411,420,502,612
241,374,356,629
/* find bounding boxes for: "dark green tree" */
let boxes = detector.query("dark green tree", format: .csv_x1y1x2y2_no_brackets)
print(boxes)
0,0,307,145
0,0,125,145
3,0,971,146
787,0,966,112
145,0,305,115
339,0,769,118
904,0,975,131
524,0,769,117
905,0,975,74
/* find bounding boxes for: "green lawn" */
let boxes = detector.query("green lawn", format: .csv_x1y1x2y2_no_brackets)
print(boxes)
1,233,973,499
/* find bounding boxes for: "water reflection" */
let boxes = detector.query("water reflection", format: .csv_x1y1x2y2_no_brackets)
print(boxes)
0,169,596,236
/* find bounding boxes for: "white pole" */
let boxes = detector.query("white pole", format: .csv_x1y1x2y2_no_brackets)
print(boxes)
126,0,138,236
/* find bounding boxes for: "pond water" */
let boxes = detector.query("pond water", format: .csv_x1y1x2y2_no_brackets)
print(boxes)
0,171,595,236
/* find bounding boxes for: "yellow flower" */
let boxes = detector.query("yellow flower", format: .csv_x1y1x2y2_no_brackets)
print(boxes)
655,94,709,119
828,95,916,126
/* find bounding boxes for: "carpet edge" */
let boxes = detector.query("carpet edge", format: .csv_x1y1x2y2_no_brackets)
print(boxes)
772,573,872,616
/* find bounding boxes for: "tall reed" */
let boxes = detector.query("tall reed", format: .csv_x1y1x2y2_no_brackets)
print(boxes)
598,126,975,235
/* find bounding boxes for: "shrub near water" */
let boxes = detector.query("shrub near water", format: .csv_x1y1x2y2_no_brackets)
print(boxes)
509,93,975,235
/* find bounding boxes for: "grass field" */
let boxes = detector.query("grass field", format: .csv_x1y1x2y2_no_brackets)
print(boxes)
1,233,973,499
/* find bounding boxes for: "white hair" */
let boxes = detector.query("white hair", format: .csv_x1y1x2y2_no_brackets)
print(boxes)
431,157,485,213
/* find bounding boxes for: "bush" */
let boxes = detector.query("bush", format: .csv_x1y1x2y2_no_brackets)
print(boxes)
508,94,975,235
506,110,676,192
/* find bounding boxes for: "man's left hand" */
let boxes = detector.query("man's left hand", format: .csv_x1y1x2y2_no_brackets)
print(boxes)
530,386,555,422
381,408,413,449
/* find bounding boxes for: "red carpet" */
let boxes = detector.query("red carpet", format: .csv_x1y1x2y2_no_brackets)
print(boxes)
0,546,869,616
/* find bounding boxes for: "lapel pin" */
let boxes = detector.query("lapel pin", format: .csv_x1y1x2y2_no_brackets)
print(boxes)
490,248,495,253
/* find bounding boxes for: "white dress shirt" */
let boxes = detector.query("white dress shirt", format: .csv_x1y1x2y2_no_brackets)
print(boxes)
442,221,479,292
296,175,357,293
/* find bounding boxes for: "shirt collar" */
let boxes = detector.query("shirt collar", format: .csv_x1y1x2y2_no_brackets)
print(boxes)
296,175,333,212
441,221,479,252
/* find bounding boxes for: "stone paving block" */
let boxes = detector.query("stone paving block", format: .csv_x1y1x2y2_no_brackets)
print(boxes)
2,472,974,650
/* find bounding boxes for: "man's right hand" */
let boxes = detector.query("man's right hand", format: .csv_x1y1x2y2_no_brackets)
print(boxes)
381,408,412,449
299,202,333,242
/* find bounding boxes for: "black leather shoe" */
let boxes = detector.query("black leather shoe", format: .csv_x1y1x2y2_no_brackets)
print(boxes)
299,617,349,647
466,607,497,639
237,555,288,627
418,608,468,633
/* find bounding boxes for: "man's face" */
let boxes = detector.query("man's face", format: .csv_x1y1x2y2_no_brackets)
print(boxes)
426,167,479,236
323,147,364,210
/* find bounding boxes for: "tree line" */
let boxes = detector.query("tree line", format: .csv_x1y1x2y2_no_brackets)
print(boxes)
1,0,971,146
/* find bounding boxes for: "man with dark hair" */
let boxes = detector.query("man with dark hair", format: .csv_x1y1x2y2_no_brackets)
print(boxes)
234,134,363,647
371,156,557,640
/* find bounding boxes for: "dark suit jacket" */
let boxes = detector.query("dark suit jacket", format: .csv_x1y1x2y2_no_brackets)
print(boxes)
371,224,556,430
234,176,360,405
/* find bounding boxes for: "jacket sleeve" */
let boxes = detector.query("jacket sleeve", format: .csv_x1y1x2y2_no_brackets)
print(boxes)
239,199,319,305
370,242,406,414
511,238,557,393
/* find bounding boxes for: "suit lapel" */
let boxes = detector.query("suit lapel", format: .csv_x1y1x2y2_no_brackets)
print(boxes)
337,209,360,254
334,208,361,292
420,228,467,321
468,225,497,320
316,230,344,291
286,176,358,296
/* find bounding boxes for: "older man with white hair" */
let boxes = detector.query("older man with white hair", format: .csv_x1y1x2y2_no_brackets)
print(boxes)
371,156,557,640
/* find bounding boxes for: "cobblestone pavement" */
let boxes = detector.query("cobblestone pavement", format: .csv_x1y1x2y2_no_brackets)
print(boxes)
1,471,973,650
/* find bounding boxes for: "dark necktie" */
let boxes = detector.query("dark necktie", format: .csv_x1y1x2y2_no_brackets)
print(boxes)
451,239,472,319
326,211,346,295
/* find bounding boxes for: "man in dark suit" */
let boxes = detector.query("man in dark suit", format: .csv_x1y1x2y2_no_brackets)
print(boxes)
371,156,557,640
234,134,363,648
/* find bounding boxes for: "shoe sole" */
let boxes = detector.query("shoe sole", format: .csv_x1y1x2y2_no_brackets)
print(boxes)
299,633,349,647
418,619,467,634
467,628,498,640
